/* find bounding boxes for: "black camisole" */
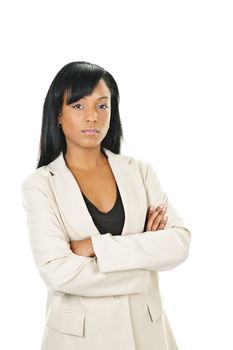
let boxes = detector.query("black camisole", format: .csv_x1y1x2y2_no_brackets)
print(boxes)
81,183,125,235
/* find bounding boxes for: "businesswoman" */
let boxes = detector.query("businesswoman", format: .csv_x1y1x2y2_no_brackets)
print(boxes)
21,61,191,350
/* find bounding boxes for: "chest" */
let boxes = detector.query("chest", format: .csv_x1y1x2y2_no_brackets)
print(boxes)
71,164,117,213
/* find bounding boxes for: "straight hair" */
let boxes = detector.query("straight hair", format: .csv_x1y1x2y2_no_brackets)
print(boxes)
36,61,124,169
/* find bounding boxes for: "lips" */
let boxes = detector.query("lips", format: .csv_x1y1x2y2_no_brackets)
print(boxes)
81,129,99,135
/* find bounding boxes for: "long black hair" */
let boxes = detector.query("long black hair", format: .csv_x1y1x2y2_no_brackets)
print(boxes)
36,61,124,169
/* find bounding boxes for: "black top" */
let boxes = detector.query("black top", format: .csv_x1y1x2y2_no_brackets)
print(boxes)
81,183,125,235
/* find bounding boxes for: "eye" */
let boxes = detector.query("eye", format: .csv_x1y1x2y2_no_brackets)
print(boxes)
72,103,84,110
97,104,109,109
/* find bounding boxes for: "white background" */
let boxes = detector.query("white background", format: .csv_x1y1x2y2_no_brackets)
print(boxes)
1,0,232,349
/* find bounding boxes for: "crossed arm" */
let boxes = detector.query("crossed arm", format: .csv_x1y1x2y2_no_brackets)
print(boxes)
70,204,169,257
21,161,191,296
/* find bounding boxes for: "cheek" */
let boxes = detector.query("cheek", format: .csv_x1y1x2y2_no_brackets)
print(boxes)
101,112,111,126
62,113,81,128
61,116,83,138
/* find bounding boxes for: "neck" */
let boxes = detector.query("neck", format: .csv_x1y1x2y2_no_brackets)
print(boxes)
64,145,107,171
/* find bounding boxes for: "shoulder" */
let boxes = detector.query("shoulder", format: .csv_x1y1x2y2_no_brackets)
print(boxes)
110,150,151,181
116,152,163,194
117,151,159,185
21,165,53,192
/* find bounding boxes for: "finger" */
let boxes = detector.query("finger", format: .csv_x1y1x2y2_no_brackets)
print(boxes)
151,210,167,230
146,205,167,231
148,205,167,222
157,216,168,230
145,206,164,230
146,206,155,217
148,204,167,216
146,205,166,231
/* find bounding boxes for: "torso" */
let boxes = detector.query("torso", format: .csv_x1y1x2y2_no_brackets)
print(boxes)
70,161,117,214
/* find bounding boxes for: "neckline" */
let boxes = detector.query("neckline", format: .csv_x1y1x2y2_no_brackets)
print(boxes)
47,147,131,237
81,184,119,215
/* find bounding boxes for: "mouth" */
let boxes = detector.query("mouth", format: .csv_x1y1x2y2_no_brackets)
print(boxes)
81,129,99,135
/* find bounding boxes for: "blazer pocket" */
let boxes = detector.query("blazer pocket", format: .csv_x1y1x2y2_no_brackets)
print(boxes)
47,305,85,337
146,294,163,322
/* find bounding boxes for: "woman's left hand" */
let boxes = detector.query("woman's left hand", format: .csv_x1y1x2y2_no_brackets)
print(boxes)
70,238,96,258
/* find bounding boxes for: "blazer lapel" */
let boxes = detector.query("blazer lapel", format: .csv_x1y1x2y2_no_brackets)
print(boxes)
47,148,147,239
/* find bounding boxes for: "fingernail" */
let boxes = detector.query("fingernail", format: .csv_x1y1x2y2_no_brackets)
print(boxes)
149,206,154,211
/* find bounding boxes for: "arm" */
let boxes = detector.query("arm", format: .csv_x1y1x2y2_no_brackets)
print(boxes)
91,161,191,273
21,181,150,297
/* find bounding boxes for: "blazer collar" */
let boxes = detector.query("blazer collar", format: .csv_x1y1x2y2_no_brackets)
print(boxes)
46,148,145,239
47,148,125,174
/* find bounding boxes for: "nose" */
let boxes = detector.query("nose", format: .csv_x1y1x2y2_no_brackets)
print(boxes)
85,108,98,123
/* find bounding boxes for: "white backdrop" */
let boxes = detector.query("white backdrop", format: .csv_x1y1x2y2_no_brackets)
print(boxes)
1,0,232,349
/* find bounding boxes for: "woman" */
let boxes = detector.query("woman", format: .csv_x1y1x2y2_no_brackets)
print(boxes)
21,61,191,350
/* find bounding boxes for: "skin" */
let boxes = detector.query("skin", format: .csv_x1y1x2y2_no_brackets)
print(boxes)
58,79,111,258
145,205,168,231
58,78,168,258
58,79,111,170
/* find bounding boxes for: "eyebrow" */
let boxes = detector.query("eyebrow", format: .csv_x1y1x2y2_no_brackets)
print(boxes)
98,96,110,100
82,96,110,100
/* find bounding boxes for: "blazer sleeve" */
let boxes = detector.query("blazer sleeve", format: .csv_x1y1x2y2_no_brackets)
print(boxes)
21,181,150,297
91,161,192,273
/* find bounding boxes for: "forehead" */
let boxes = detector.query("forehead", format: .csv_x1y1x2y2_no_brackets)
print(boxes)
63,78,111,104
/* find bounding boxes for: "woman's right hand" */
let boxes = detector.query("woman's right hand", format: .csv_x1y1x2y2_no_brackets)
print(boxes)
144,205,168,232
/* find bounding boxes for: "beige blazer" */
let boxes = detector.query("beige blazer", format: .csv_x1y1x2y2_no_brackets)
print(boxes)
21,148,191,350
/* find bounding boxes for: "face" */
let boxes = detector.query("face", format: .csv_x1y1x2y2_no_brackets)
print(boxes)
58,78,111,151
